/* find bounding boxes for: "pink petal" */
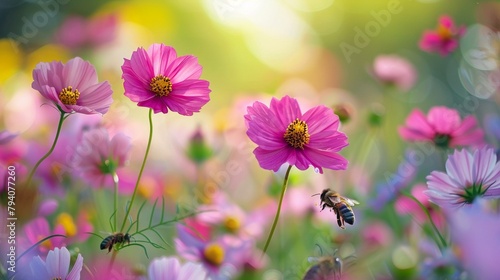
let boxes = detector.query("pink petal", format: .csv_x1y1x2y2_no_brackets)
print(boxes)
167,55,203,83
148,44,178,77
63,57,98,92
301,105,339,134
253,146,290,172
301,148,348,173
427,107,460,134
269,96,302,128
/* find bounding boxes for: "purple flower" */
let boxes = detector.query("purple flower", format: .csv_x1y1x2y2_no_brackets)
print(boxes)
446,199,500,280
425,147,500,208
121,43,211,115
32,57,113,114
244,95,348,173
30,247,83,280
148,256,207,280
72,127,131,188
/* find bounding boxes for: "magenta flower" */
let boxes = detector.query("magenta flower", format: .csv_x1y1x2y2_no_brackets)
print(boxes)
371,55,417,91
425,147,500,208
32,57,113,114
30,247,83,280
244,95,348,173
398,106,484,148
148,257,207,280
72,127,131,188
122,43,211,115
419,15,466,56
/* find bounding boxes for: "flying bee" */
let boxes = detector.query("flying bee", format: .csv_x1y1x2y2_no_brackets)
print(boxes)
313,189,359,229
100,233,130,252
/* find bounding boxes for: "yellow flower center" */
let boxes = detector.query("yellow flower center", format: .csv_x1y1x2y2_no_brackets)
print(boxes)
58,86,80,105
203,243,225,266
56,213,77,237
150,75,172,97
437,24,452,40
224,216,240,233
284,119,310,149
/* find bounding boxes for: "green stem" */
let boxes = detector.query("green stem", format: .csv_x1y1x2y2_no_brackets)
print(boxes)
402,192,447,251
26,111,66,187
112,172,119,232
262,165,293,256
119,109,153,233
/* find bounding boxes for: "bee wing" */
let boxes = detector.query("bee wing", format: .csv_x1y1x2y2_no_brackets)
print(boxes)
326,195,341,204
345,198,359,206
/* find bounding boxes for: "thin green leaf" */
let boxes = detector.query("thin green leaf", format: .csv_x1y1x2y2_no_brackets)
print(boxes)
136,199,148,233
149,197,159,228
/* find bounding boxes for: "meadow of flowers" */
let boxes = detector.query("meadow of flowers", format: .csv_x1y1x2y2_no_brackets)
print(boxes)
1,1,500,279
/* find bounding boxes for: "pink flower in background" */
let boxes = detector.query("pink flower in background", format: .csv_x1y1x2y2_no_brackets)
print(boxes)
395,184,445,229
398,106,484,148
23,217,66,254
425,147,500,208
371,55,417,91
0,130,17,144
245,95,348,173
175,225,251,279
419,15,466,56
72,127,131,188
148,257,207,280
55,14,118,49
196,195,267,240
32,57,113,114
361,222,393,249
30,247,83,280
122,43,211,115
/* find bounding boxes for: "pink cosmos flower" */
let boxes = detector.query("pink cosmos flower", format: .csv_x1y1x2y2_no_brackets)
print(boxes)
72,127,131,188
0,130,17,144
23,217,66,254
425,147,500,208
175,225,252,279
121,43,211,115
55,14,118,49
398,106,484,148
30,247,83,280
32,57,113,114
395,184,445,229
244,95,348,173
371,55,417,91
419,15,466,56
148,257,207,280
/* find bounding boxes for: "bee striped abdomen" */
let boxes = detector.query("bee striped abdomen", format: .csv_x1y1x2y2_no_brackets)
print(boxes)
100,236,113,250
339,205,355,225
